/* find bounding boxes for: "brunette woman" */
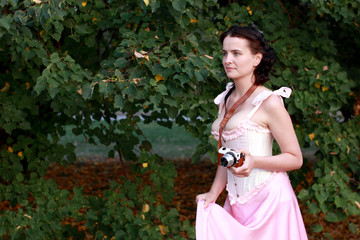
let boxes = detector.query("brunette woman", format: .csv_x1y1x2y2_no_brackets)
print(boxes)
195,25,308,240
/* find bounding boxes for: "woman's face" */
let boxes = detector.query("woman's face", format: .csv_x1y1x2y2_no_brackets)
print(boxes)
222,36,262,82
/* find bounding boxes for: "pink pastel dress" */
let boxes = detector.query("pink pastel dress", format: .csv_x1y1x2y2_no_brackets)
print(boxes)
196,83,308,240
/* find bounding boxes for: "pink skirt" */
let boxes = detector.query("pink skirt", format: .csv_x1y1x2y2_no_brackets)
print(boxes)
196,172,308,240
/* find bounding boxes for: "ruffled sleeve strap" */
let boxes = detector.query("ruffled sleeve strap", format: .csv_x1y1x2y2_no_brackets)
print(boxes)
214,82,234,113
247,87,292,119
251,87,292,106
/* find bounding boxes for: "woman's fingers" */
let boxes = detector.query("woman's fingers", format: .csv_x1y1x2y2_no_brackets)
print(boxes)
196,193,215,208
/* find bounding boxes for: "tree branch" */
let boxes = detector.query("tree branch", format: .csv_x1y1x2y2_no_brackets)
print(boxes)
277,0,293,27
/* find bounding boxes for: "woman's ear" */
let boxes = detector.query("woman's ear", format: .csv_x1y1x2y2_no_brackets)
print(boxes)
254,52,263,67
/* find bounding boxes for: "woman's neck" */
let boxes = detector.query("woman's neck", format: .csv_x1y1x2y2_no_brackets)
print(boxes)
232,76,256,98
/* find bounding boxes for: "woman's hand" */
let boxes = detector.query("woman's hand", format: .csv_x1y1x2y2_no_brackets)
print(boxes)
229,150,254,177
196,191,217,208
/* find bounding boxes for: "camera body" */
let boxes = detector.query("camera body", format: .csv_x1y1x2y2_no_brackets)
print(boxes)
218,147,245,168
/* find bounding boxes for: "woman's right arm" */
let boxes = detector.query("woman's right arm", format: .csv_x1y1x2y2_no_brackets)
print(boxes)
196,166,227,208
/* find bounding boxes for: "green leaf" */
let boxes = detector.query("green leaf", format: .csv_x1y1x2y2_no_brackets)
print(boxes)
174,74,190,86
0,15,13,30
308,202,320,214
324,212,346,222
75,24,89,35
172,0,186,12
47,199,56,210
15,173,24,182
13,10,26,24
187,33,199,47
311,224,323,233
34,77,46,95
349,223,358,234
167,106,178,119
9,0,18,7
115,69,124,79
95,0,105,8
297,189,310,201
123,84,136,96
195,70,205,82
81,83,92,100
47,85,59,98
114,95,125,109
99,81,110,95
155,84,168,95
149,0,161,13
50,53,61,63
47,77,59,88
114,58,128,68
150,94,161,106
86,209,98,221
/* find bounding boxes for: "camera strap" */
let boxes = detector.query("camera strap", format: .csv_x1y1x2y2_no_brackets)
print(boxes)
217,84,257,166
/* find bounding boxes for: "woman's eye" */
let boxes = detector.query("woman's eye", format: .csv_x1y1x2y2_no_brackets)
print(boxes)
222,52,227,56
234,52,240,56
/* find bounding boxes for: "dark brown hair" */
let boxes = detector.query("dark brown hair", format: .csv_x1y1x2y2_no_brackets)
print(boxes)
220,25,276,85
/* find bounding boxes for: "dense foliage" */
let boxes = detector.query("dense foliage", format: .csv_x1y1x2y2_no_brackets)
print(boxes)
1,0,359,238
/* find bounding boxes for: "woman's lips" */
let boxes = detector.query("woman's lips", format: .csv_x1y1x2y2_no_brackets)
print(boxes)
225,67,235,71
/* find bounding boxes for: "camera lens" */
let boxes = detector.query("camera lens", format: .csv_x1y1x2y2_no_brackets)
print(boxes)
220,152,236,167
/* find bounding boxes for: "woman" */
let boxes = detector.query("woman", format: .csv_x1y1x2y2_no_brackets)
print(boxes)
195,25,308,239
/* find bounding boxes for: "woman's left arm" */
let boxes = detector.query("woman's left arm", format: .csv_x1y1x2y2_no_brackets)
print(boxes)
230,95,303,177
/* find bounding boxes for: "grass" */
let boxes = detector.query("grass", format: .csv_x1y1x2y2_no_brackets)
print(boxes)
138,122,201,159
59,121,201,160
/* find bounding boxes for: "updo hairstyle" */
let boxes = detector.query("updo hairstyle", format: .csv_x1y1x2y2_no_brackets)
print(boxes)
220,25,276,85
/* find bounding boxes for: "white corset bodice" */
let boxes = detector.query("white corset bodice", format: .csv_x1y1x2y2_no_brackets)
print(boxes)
211,83,292,204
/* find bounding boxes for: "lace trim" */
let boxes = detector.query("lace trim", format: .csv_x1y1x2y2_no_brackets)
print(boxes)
211,119,270,141
226,172,278,205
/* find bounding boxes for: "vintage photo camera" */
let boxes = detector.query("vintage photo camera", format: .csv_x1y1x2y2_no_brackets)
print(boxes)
218,147,245,167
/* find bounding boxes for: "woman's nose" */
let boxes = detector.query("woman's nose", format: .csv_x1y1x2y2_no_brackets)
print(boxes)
223,55,232,64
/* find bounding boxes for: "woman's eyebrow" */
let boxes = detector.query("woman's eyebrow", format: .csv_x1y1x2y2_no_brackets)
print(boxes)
222,49,243,52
